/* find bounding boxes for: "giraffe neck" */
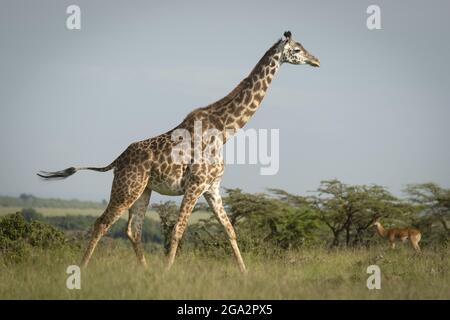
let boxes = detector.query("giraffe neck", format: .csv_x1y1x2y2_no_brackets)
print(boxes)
215,39,284,138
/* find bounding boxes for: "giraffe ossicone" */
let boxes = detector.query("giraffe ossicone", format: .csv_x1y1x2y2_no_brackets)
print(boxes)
38,31,320,273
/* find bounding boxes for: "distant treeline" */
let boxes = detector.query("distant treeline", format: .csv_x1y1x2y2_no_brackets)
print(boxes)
0,194,106,209
1,180,449,252
157,180,450,251
20,208,163,244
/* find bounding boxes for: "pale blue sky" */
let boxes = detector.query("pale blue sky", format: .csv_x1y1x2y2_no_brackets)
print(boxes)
0,0,449,202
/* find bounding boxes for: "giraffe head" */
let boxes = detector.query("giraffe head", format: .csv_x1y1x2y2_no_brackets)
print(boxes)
280,31,320,67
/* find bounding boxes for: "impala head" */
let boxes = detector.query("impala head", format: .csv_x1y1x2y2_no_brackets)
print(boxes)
373,218,381,227
280,31,320,67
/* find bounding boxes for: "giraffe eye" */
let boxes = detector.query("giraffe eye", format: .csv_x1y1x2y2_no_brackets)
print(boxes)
294,48,302,53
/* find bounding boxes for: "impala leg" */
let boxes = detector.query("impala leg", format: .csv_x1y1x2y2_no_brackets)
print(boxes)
410,234,422,253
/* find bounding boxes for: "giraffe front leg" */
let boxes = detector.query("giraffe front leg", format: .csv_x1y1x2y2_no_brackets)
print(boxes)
204,183,247,273
166,183,205,271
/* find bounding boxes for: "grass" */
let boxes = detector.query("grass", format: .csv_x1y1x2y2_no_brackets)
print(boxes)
0,206,211,224
0,242,448,299
0,206,103,217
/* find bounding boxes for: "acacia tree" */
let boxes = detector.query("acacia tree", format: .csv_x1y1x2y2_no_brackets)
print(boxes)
310,180,413,247
405,183,450,240
221,188,321,249
152,200,213,253
152,201,179,254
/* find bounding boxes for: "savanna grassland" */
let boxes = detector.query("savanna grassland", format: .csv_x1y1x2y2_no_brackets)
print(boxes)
1,182,449,300
0,241,448,300
0,206,210,223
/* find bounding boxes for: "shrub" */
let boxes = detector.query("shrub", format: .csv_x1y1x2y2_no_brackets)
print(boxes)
21,208,44,222
0,212,69,263
153,201,180,254
0,238,31,264
28,220,67,248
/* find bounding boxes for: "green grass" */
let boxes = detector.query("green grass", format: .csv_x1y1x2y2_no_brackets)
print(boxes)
0,206,211,224
0,207,103,217
1,242,448,299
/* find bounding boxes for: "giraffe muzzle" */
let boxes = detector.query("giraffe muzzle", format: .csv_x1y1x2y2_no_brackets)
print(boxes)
307,55,320,67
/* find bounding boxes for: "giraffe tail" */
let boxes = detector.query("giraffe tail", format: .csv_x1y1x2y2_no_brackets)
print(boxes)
37,163,115,180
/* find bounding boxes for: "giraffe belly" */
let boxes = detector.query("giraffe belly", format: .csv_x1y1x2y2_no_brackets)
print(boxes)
147,179,185,196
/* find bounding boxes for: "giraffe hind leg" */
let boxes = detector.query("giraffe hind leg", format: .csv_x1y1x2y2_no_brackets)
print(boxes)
81,168,149,268
81,205,125,268
127,188,152,267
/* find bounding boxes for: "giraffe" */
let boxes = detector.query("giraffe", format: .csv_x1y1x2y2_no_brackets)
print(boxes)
38,31,320,273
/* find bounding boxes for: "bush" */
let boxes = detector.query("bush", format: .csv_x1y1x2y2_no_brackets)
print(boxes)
0,211,30,241
46,214,96,231
153,201,180,254
17,210,164,245
28,220,67,248
0,238,31,264
182,189,323,255
21,208,44,222
108,218,163,244
0,212,69,263
223,189,322,251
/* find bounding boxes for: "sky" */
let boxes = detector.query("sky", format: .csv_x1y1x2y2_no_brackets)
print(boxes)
0,0,449,203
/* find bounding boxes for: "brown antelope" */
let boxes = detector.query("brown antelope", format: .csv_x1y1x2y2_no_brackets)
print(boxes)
374,220,422,252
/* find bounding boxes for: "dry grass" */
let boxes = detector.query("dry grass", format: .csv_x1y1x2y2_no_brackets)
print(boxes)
0,207,103,217
1,242,448,300
0,206,211,224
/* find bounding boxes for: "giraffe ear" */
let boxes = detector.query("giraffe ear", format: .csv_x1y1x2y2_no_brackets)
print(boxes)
283,31,292,40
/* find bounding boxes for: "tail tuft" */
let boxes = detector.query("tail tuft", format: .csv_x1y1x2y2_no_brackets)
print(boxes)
37,163,114,180
37,167,77,180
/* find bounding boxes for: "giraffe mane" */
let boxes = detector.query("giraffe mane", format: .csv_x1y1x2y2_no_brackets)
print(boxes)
248,38,283,75
182,38,284,122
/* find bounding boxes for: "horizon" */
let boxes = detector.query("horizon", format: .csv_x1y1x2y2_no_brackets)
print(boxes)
0,177,440,204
